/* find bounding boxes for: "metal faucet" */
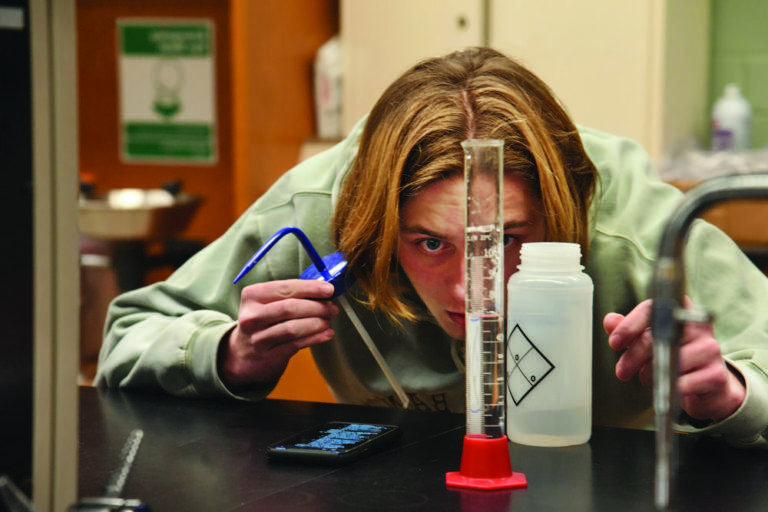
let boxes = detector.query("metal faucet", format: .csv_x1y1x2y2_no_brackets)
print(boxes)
650,173,768,511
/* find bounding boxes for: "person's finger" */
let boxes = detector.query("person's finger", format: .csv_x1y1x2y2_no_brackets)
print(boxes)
606,299,652,351
638,361,653,388
679,315,716,345
614,328,654,381
678,336,721,374
228,326,335,386
603,312,624,337
241,279,335,304
255,327,335,363
680,365,745,421
677,361,729,398
242,316,335,351
239,297,339,332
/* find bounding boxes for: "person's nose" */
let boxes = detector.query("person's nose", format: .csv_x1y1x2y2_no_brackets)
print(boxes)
450,254,466,304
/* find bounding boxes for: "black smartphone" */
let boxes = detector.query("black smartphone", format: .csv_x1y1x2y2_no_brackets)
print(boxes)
266,421,401,465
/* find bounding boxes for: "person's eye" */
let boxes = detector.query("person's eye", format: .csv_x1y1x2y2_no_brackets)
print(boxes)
503,234,518,247
419,238,444,253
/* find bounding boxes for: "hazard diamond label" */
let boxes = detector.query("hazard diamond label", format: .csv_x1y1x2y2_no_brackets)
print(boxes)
507,323,555,406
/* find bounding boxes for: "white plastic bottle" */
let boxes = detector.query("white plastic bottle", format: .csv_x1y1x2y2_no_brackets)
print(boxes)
506,242,593,446
711,84,752,151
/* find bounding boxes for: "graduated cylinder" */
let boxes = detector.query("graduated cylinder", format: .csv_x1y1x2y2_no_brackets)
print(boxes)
463,139,506,439
506,242,593,446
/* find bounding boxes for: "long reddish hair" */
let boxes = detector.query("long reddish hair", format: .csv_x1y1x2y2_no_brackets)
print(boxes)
333,47,597,322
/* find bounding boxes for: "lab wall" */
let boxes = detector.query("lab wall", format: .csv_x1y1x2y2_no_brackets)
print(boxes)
341,0,711,166
76,0,768,247
77,0,234,244
709,0,768,148
76,0,338,245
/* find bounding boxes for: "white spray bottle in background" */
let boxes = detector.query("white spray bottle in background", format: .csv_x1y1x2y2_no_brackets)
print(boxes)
711,84,752,151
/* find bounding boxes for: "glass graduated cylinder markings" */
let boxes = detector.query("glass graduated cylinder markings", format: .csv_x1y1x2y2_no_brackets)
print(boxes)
466,313,505,437
463,139,505,440
466,225,505,438
467,225,502,311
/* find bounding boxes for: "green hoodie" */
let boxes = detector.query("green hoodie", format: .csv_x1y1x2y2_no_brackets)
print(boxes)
96,120,768,448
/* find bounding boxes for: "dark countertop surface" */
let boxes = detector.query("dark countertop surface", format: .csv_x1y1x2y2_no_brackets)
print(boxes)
78,387,768,511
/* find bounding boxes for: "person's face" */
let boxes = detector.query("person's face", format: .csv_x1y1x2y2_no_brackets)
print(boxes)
397,173,547,340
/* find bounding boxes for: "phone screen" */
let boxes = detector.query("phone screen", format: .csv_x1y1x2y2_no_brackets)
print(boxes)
266,421,401,465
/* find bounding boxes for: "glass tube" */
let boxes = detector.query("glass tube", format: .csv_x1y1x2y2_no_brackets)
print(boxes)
462,139,505,439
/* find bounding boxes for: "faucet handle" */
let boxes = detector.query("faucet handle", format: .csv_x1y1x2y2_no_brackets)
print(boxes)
672,306,712,325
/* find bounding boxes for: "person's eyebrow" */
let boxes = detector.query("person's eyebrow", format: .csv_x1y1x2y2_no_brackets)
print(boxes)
399,224,444,237
400,219,532,236
504,219,534,229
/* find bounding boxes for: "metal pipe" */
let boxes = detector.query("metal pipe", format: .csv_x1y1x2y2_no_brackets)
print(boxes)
651,173,768,510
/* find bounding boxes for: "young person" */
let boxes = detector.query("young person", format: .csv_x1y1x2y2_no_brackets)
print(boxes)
96,47,768,448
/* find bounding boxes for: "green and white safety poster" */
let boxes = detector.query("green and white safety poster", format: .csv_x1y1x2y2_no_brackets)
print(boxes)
118,19,217,163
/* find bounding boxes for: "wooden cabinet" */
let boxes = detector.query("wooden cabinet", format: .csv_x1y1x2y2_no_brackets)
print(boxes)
341,0,710,164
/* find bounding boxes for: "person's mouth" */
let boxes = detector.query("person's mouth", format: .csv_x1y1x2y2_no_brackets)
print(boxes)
447,311,465,330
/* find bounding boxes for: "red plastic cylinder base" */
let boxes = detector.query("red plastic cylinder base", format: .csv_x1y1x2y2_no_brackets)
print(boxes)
446,435,527,490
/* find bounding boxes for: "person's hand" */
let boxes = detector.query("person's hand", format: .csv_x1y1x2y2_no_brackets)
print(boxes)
219,279,339,389
604,298,746,422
